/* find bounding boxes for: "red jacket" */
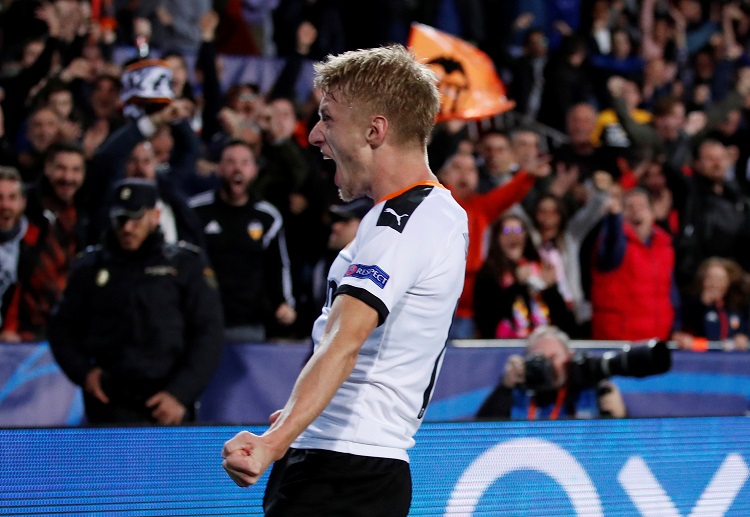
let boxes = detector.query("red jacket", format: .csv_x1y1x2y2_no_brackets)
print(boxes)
449,171,536,319
591,224,674,340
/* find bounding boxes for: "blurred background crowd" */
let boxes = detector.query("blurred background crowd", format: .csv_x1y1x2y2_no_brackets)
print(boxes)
0,0,749,354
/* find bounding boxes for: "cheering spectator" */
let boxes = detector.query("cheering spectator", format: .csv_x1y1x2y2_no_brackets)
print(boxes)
638,0,687,64
590,187,676,341
672,139,750,291
16,106,63,184
593,76,652,160
17,141,88,339
0,2,64,146
0,167,41,342
88,99,204,247
476,130,518,193
673,256,750,352
590,28,645,88
437,152,543,339
190,139,296,342
608,68,750,171
33,79,82,144
528,171,612,336
554,102,621,186
473,214,576,339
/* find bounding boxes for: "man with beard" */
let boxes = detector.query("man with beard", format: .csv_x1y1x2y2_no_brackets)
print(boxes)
189,139,296,343
0,167,43,341
476,325,626,420
18,141,88,339
49,178,223,424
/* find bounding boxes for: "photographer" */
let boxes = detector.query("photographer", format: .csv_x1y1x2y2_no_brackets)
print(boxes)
476,326,627,420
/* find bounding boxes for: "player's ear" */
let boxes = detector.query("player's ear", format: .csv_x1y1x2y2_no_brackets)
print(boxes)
366,115,387,148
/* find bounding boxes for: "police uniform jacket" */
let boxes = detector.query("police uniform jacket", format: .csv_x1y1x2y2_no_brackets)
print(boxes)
49,230,223,407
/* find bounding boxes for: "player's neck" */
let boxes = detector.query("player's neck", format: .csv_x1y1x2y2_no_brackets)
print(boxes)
371,152,436,202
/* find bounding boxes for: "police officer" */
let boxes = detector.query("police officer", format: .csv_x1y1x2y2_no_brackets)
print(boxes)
49,178,223,425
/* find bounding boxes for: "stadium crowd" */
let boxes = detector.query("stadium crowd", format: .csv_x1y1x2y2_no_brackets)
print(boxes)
0,0,749,357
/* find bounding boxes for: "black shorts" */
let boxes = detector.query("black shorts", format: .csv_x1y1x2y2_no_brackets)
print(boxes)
263,448,412,517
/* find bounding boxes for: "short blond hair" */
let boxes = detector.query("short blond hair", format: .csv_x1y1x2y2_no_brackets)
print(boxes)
313,44,440,149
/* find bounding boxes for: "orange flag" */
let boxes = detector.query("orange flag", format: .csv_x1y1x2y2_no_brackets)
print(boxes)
408,23,515,122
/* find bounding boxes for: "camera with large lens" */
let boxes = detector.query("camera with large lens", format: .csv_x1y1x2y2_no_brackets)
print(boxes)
524,339,672,392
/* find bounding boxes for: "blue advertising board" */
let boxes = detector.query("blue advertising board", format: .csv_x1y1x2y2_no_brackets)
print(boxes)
2,343,750,426
1,417,748,516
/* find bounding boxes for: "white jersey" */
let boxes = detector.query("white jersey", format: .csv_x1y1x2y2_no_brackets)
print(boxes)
293,182,468,461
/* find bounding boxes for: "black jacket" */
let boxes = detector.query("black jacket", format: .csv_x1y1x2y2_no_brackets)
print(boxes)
190,191,295,328
48,230,223,406
672,173,750,291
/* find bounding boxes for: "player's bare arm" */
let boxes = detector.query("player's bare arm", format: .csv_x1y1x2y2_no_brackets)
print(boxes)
222,294,379,486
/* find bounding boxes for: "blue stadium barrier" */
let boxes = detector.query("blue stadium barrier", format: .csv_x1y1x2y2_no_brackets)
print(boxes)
1,418,748,516
0,342,748,427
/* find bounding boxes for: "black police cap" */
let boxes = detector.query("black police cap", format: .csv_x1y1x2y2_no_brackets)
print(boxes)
110,178,159,220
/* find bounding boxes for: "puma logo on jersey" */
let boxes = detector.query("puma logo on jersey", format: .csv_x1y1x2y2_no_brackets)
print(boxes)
384,208,409,226
204,220,222,234
376,184,433,233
